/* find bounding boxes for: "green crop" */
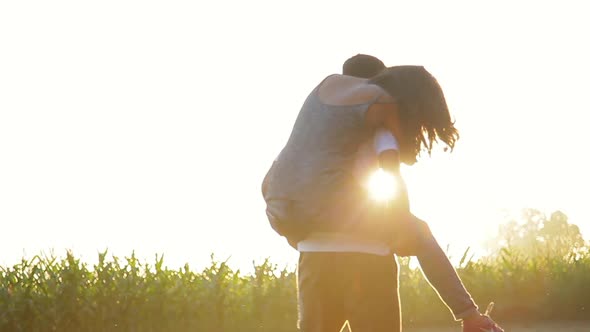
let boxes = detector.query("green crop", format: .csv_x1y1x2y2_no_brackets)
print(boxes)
1,246,589,332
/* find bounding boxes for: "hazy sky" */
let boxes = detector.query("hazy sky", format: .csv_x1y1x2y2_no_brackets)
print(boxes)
1,1,589,271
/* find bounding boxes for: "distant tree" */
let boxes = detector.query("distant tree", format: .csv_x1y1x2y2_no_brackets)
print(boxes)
487,208,586,257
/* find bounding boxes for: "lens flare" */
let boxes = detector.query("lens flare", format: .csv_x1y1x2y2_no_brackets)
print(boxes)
368,168,397,201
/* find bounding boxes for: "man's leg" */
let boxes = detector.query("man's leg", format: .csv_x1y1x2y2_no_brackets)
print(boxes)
297,252,349,332
298,252,400,332
349,253,401,332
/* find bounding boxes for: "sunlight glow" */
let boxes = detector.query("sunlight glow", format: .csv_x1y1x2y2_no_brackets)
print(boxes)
1,1,589,270
368,168,397,201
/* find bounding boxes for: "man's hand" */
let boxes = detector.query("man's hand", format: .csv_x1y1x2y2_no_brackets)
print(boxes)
462,303,504,332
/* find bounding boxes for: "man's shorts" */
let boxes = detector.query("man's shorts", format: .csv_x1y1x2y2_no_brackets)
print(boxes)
297,252,400,332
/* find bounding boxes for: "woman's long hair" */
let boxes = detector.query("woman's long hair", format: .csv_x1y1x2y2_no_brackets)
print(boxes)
369,66,459,164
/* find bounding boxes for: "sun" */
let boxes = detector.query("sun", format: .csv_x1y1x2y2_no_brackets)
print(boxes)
368,168,398,201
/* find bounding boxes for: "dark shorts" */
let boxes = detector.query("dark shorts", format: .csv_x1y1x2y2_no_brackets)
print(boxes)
297,252,400,332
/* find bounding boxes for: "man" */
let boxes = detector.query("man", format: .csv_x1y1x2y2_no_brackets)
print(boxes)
262,56,503,332
341,54,504,332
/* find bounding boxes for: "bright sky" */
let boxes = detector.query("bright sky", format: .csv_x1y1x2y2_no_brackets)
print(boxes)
1,1,589,271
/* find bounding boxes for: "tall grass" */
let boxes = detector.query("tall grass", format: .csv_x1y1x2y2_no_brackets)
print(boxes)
399,246,590,326
1,247,589,332
0,251,297,332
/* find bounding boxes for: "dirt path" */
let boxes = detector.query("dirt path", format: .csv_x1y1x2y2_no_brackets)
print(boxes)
406,321,590,332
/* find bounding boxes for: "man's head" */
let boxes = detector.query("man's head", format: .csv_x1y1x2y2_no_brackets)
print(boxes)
369,66,459,165
342,54,386,78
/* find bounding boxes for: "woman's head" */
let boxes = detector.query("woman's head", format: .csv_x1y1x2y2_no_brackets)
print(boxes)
369,66,459,165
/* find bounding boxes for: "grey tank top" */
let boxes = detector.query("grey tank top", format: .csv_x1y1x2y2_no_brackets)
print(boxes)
264,77,379,227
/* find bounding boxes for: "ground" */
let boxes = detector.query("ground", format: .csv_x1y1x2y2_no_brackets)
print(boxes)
405,321,590,332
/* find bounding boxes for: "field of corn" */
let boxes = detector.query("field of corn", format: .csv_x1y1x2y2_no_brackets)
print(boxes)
1,244,589,332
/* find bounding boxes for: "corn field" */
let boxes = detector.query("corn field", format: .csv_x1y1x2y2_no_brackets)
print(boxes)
1,247,589,332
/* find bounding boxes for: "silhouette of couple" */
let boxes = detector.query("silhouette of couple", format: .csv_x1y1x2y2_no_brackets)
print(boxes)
262,54,504,332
